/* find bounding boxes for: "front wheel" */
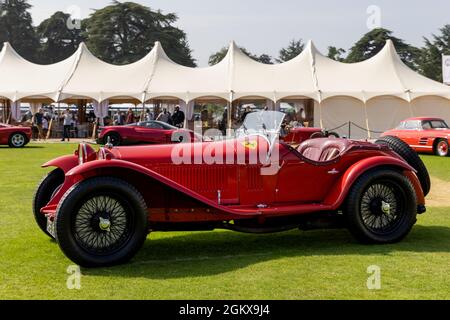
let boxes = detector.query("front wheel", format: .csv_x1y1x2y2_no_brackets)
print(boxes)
33,169,65,238
9,132,27,148
55,177,148,267
344,169,417,244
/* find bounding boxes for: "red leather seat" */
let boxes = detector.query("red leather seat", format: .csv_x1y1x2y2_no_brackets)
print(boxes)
298,138,350,162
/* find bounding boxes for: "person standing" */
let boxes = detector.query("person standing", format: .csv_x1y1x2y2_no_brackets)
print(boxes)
145,109,154,122
61,109,72,142
241,106,252,123
156,108,171,123
171,106,185,128
34,109,44,141
42,116,49,140
126,108,135,124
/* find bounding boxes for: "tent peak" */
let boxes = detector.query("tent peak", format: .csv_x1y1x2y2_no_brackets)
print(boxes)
152,41,171,61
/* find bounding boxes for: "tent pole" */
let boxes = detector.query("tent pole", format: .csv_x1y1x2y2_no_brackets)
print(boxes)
1,99,5,123
318,92,324,129
362,92,371,140
406,91,414,117
227,92,233,136
6,100,11,124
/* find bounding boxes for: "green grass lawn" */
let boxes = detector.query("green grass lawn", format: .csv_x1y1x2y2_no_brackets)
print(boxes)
0,144,449,300
421,154,450,181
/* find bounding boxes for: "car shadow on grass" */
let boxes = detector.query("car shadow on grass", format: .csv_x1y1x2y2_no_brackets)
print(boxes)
82,225,450,279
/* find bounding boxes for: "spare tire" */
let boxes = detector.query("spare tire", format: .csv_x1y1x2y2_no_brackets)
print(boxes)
376,136,431,196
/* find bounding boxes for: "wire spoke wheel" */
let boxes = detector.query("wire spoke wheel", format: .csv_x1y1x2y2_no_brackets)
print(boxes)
72,193,134,255
360,181,406,235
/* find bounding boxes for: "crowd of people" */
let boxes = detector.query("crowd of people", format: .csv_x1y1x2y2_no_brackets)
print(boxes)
5,103,307,142
28,108,85,142
111,106,186,128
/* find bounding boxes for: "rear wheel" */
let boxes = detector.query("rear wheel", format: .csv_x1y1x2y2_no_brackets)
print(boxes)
376,135,430,196
33,169,64,239
9,132,27,148
435,139,449,157
344,169,417,244
104,132,121,146
55,177,148,267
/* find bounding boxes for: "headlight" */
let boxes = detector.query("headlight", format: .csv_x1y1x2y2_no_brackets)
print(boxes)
76,143,97,165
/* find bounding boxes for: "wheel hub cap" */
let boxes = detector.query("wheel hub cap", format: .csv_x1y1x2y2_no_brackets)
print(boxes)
438,142,448,155
381,201,391,215
361,183,403,234
13,135,24,146
99,217,111,232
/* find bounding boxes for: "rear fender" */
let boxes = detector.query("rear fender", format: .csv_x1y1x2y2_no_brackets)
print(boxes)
324,156,416,208
42,155,79,173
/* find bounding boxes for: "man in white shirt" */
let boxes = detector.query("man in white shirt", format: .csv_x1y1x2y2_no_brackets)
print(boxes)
61,109,72,142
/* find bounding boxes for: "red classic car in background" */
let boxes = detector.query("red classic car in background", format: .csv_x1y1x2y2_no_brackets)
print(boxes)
382,117,450,157
97,120,196,146
34,111,430,267
0,123,32,148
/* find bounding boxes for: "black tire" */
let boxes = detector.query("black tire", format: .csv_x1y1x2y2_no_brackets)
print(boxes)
32,169,65,239
434,139,449,157
344,169,417,244
104,132,121,146
55,177,148,267
8,132,28,148
376,135,430,196
327,132,340,139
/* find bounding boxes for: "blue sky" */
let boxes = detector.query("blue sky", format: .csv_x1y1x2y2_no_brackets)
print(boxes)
29,0,450,65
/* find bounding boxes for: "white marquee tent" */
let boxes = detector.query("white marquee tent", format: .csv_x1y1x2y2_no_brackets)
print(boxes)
1,39,449,137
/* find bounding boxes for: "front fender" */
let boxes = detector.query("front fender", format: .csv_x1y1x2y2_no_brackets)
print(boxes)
65,159,243,216
324,156,416,208
42,155,79,173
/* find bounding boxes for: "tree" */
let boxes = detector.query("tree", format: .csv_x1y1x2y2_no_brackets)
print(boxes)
0,0,40,62
208,46,273,66
418,25,450,81
345,28,420,70
278,39,304,63
256,53,274,64
327,46,346,62
37,11,85,64
84,1,196,66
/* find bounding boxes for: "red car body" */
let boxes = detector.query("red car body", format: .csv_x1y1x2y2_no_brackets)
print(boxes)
97,121,195,146
34,111,428,267
0,123,32,148
382,117,450,157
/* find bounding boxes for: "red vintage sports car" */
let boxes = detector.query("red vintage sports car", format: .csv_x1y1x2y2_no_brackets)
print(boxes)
97,120,195,146
382,117,450,157
0,123,32,148
34,111,430,267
